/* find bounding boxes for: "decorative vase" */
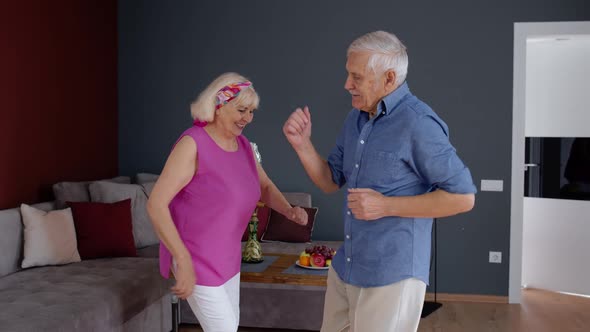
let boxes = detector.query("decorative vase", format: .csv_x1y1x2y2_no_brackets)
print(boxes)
242,202,264,263
243,142,264,263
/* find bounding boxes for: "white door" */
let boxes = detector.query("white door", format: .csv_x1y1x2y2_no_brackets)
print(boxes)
511,21,590,303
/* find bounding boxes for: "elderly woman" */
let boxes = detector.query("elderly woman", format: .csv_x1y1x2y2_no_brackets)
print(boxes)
147,72,307,332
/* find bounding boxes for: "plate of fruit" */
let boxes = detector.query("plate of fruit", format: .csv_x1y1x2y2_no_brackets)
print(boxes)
297,245,337,270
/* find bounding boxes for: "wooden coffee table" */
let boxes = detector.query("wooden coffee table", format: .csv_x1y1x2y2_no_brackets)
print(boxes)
240,253,327,287
239,253,328,329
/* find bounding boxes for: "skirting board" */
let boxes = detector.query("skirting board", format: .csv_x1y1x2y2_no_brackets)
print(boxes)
425,292,508,303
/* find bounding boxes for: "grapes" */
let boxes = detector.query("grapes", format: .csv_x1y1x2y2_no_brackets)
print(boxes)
305,245,336,260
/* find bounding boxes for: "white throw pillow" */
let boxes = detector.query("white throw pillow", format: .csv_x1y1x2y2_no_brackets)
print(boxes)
20,204,81,268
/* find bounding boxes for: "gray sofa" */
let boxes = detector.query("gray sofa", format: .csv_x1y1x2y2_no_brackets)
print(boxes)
0,201,172,332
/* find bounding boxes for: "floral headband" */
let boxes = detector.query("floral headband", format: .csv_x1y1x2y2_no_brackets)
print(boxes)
215,81,252,110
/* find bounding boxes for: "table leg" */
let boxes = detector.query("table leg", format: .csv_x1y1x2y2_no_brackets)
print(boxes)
171,294,179,332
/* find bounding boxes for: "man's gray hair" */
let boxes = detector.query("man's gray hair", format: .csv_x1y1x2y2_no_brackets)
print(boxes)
347,31,408,86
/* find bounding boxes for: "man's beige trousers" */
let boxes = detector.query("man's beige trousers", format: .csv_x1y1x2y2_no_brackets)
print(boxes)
321,266,426,332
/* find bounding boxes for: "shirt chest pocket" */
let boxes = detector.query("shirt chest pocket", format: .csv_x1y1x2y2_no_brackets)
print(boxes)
361,150,402,185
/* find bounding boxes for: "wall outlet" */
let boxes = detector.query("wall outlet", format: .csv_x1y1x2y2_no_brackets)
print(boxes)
489,251,502,263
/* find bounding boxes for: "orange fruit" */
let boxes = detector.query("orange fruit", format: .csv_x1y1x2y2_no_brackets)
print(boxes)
300,255,311,266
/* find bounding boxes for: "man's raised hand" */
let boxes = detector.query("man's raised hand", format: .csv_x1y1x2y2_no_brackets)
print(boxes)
283,106,312,149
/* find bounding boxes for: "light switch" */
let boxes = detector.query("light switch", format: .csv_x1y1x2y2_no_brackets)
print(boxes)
481,179,503,192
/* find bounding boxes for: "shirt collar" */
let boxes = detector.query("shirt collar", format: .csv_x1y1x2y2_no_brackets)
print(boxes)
378,81,410,116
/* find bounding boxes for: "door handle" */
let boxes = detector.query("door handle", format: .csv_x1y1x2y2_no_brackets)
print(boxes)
524,163,539,171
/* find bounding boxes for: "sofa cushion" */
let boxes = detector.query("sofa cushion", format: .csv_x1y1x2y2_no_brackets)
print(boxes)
136,244,160,258
256,240,343,255
89,181,159,248
241,206,271,242
283,192,312,208
52,176,131,209
0,257,172,331
240,193,312,243
20,204,81,268
68,199,137,259
262,207,318,243
142,181,156,196
0,202,55,278
136,172,159,185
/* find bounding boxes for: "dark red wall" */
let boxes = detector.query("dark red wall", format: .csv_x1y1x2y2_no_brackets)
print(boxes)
0,1,118,209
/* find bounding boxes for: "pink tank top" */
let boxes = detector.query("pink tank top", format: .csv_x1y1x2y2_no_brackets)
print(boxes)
159,125,261,286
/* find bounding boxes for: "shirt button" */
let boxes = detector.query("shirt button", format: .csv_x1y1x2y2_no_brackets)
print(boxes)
347,211,351,215
346,235,350,239
347,257,351,262
360,140,365,144
382,111,385,115
355,164,359,168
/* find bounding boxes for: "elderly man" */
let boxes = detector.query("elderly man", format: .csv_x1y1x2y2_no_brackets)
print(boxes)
283,30,476,332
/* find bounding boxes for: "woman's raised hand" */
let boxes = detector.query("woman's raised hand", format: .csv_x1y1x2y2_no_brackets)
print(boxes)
288,206,308,226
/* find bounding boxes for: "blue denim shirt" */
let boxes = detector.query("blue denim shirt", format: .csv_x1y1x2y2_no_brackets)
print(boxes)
327,82,476,287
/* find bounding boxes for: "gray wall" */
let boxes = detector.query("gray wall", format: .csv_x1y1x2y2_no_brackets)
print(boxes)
118,0,589,296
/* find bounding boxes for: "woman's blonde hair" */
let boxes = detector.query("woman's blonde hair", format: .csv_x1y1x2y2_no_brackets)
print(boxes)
190,72,259,122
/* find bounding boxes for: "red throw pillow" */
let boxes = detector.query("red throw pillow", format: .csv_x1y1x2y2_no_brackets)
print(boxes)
68,199,137,259
241,206,270,242
261,206,318,243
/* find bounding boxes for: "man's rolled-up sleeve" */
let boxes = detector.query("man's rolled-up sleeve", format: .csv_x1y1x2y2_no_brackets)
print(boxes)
410,115,476,194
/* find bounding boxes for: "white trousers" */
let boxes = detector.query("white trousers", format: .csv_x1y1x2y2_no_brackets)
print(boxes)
186,272,241,332
173,260,240,332
321,266,426,332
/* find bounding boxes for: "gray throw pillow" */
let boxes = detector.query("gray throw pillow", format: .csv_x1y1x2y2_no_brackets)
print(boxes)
136,173,159,185
88,181,158,249
283,192,312,208
142,182,156,196
52,176,131,209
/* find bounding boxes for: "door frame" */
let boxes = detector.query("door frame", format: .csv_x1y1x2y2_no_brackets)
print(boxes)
510,21,590,304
